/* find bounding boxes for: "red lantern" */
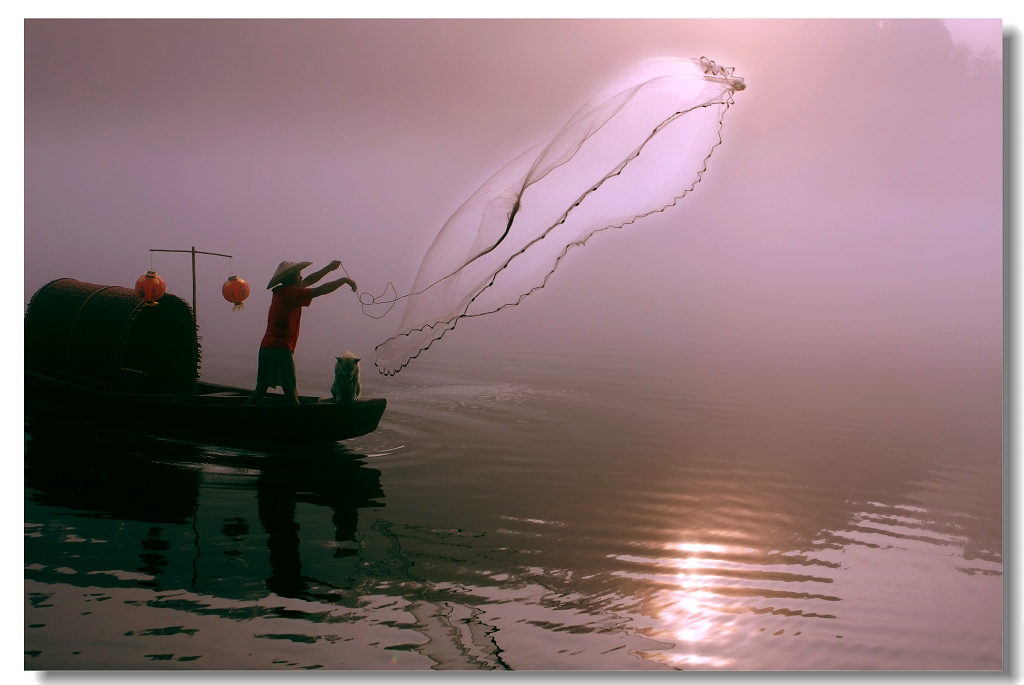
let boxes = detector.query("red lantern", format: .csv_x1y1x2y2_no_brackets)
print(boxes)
222,275,250,311
135,270,166,305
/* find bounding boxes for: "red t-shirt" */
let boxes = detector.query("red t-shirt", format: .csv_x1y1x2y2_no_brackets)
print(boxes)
259,285,313,351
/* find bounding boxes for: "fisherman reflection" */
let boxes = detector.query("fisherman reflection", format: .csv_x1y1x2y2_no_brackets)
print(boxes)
255,452,384,600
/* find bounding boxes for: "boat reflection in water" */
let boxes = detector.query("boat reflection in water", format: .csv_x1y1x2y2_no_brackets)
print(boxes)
25,408,525,671
25,421,393,659
25,420,384,602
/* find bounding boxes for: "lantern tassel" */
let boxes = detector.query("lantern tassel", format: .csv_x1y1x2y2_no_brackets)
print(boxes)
232,302,244,312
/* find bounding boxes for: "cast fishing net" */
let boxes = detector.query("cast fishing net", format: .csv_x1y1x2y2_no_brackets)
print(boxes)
370,56,745,374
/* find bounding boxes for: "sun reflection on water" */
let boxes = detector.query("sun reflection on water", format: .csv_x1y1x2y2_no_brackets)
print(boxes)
613,541,752,668
659,542,737,667
613,538,846,668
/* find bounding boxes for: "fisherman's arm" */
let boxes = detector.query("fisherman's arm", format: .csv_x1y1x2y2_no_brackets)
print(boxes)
309,276,357,298
301,260,342,286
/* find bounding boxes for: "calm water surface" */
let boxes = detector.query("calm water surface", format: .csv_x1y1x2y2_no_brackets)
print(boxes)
24,337,1002,670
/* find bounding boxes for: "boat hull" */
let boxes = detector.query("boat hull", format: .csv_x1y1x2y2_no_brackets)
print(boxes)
25,370,387,449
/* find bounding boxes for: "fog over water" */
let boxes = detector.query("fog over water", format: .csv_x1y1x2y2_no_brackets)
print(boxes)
24,19,1001,381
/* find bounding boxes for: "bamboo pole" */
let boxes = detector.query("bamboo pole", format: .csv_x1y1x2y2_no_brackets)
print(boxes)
149,247,233,329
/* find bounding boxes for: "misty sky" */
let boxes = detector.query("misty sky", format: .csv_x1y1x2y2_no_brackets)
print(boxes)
22,19,1005,378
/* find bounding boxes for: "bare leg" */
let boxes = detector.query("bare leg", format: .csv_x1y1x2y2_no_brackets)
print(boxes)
248,384,270,405
283,385,300,406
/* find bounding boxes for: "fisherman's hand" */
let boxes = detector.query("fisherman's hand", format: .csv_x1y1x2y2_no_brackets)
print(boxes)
348,279,358,292
328,260,342,271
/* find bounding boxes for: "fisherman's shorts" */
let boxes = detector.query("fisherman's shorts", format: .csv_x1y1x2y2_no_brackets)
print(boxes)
256,347,297,389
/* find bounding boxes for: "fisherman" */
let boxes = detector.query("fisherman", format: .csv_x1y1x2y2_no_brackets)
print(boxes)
247,260,357,405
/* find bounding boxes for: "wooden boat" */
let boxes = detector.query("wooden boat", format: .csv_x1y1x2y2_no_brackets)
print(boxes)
24,278,386,449
25,370,387,448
